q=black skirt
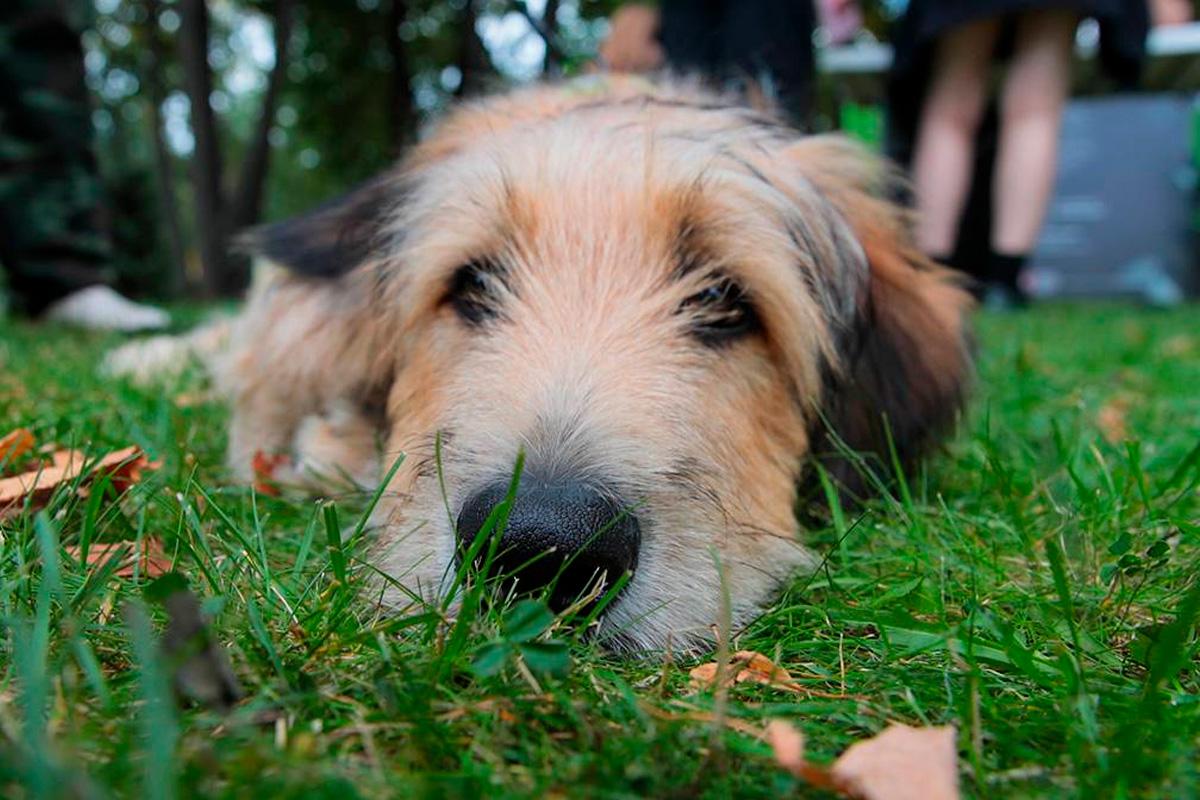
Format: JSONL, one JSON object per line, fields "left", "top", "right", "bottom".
{"left": 888, "top": 0, "right": 1149, "bottom": 163}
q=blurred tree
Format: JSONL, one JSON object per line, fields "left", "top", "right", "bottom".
{"left": 81, "top": 0, "right": 621, "bottom": 299}
{"left": 139, "top": 0, "right": 187, "bottom": 296}
{"left": 178, "top": 0, "right": 293, "bottom": 295}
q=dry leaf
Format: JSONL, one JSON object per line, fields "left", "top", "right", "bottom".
{"left": 99, "top": 447, "right": 162, "bottom": 492}
{"left": 252, "top": 451, "right": 290, "bottom": 497}
{"left": 1097, "top": 397, "right": 1130, "bottom": 444}
{"left": 48, "top": 448, "right": 87, "bottom": 471}
{"left": 0, "top": 428, "right": 35, "bottom": 467}
{"left": 767, "top": 720, "right": 842, "bottom": 792}
{"left": 830, "top": 724, "right": 959, "bottom": 800}
{"left": 690, "top": 650, "right": 796, "bottom": 690}
{"left": 172, "top": 390, "right": 219, "bottom": 408}
{"left": 0, "top": 445, "right": 159, "bottom": 518}
{"left": 689, "top": 650, "right": 852, "bottom": 699}
{"left": 63, "top": 538, "right": 172, "bottom": 578}
{"left": 1161, "top": 334, "right": 1195, "bottom": 358}
{"left": 769, "top": 720, "right": 960, "bottom": 800}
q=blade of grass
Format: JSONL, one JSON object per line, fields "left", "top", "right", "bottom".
{"left": 125, "top": 601, "right": 179, "bottom": 800}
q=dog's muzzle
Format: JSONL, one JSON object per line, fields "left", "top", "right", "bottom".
{"left": 456, "top": 478, "right": 640, "bottom": 611}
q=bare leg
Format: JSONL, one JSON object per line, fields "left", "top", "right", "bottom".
{"left": 910, "top": 18, "right": 1001, "bottom": 257}
{"left": 992, "top": 9, "right": 1078, "bottom": 254}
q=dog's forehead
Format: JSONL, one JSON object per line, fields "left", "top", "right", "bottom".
{"left": 405, "top": 108, "right": 805, "bottom": 278}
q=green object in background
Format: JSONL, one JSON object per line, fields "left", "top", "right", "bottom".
{"left": 1191, "top": 96, "right": 1200, "bottom": 169}
{"left": 839, "top": 102, "right": 884, "bottom": 149}
{"left": 1190, "top": 97, "right": 1200, "bottom": 233}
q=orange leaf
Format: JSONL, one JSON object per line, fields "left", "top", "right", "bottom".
{"left": 0, "top": 428, "right": 35, "bottom": 467}
{"left": 830, "top": 724, "right": 959, "bottom": 800}
{"left": 690, "top": 650, "right": 795, "bottom": 690}
{"left": 63, "top": 538, "right": 172, "bottom": 578}
{"left": 769, "top": 720, "right": 960, "bottom": 800}
{"left": 0, "top": 445, "right": 159, "bottom": 519}
{"left": 0, "top": 456, "right": 89, "bottom": 516}
{"left": 767, "top": 720, "right": 842, "bottom": 792}
{"left": 252, "top": 451, "right": 290, "bottom": 497}
{"left": 48, "top": 449, "right": 87, "bottom": 471}
{"left": 1097, "top": 397, "right": 1130, "bottom": 445}
{"left": 689, "top": 650, "right": 853, "bottom": 699}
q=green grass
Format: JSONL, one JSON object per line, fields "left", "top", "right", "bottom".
{"left": 1, "top": 305, "right": 1198, "bottom": 798}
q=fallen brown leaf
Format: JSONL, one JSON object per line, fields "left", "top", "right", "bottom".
{"left": 831, "top": 724, "right": 959, "bottom": 800}
{"left": 63, "top": 538, "right": 172, "bottom": 578}
{"left": 689, "top": 650, "right": 853, "bottom": 700}
{"left": 766, "top": 720, "right": 842, "bottom": 792}
{"left": 769, "top": 720, "right": 960, "bottom": 800}
{"left": 252, "top": 451, "right": 290, "bottom": 497}
{"left": 0, "top": 428, "right": 35, "bottom": 467}
{"left": 100, "top": 447, "right": 162, "bottom": 492}
{"left": 1161, "top": 334, "right": 1195, "bottom": 358}
{"left": 0, "top": 445, "right": 159, "bottom": 518}
{"left": 48, "top": 448, "right": 87, "bottom": 471}
{"left": 1097, "top": 397, "right": 1130, "bottom": 444}
{"left": 690, "top": 650, "right": 796, "bottom": 689}
{"left": 172, "top": 390, "right": 219, "bottom": 408}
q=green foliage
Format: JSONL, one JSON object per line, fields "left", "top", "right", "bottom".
{"left": 472, "top": 600, "right": 571, "bottom": 677}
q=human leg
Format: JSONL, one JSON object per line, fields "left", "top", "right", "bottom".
{"left": 989, "top": 8, "right": 1078, "bottom": 299}
{"left": 910, "top": 17, "right": 1001, "bottom": 259}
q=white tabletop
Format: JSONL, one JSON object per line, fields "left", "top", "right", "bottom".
{"left": 818, "top": 21, "right": 1200, "bottom": 74}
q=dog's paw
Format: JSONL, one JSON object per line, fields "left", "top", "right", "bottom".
{"left": 101, "top": 319, "right": 232, "bottom": 385}
{"left": 290, "top": 403, "right": 381, "bottom": 491}
{"left": 102, "top": 334, "right": 195, "bottom": 384}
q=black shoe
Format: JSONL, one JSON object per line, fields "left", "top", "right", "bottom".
{"left": 981, "top": 282, "right": 1029, "bottom": 311}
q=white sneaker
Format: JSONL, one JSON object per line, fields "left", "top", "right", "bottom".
{"left": 42, "top": 285, "right": 170, "bottom": 332}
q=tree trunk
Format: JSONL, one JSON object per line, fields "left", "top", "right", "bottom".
{"left": 228, "top": 0, "right": 294, "bottom": 234}
{"left": 456, "top": 0, "right": 492, "bottom": 97}
{"left": 178, "top": 0, "right": 226, "bottom": 296}
{"left": 386, "top": 0, "right": 416, "bottom": 147}
{"left": 142, "top": 0, "right": 188, "bottom": 297}
{"left": 542, "top": 0, "right": 560, "bottom": 76}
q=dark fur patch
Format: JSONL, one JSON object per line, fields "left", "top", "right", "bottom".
{"left": 802, "top": 278, "right": 972, "bottom": 506}
{"left": 240, "top": 172, "right": 404, "bottom": 279}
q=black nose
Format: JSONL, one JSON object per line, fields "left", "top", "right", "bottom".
{"left": 456, "top": 479, "right": 640, "bottom": 610}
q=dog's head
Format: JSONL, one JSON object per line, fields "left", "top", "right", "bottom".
{"left": 254, "top": 80, "right": 972, "bottom": 650}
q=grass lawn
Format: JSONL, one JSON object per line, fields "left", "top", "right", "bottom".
{"left": 0, "top": 304, "right": 1198, "bottom": 798}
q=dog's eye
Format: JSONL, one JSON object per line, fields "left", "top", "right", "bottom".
{"left": 447, "top": 260, "right": 504, "bottom": 324}
{"left": 681, "top": 277, "right": 759, "bottom": 344}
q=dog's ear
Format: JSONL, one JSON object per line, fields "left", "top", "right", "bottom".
{"left": 240, "top": 171, "right": 403, "bottom": 279}
{"left": 789, "top": 136, "right": 974, "bottom": 501}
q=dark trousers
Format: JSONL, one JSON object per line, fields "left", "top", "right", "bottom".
{"left": 659, "top": 0, "right": 817, "bottom": 124}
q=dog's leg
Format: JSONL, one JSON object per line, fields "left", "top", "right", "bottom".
{"left": 103, "top": 318, "right": 233, "bottom": 384}
{"left": 290, "top": 402, "right": 382, "bottom": 490}
{"left": 218, "top": 268, "right": 389, "bottom": 488}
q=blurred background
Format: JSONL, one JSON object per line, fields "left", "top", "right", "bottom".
{"left": 1, "top": 0, "right": 1198, "bottom": 312}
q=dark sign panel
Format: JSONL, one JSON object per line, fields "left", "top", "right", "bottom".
{"left": 1029, "top": 94, "right": 1199, "bottom": 303}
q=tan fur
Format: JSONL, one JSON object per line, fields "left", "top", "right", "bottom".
{"left": 121, "top": 78, "right": 973, "bottom": 651}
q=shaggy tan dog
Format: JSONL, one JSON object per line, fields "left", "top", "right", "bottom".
{"left": 117, "top": 77, "right": 973, "bottom": 650}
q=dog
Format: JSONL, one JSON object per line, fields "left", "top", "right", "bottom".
{"left": 113, "top": 76, "right": 973, "bottom": 651}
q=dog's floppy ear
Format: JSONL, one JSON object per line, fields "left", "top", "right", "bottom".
{"left": 240, "top": 171, "right": 403, "bottom": 279}
{"left": 790, "top": 137, "right": 974, "bottom": 501}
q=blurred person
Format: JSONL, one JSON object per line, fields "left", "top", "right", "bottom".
{"left": 599, "top": 1, "right": 819, "bottom": 123}
{"left": 0, "top": 0, "right": 168, "bottom": 330}
{"left": 890, "top": 0, "right": 1149, "bottom": 307}
{"left": 1150, "top": 0, "right": 1192, "bottom": 26}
